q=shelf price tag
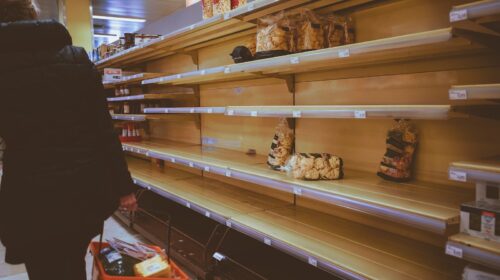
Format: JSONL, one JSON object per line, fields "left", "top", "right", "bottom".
{"left": 449, "top": 170, "right": 467, "bottom": 182}
{"left": 250, "top": 111, "right": 258, "bottom": 117}
{"left": 205, "top": 211, "right": 211, "bottom": 218}
{"left": 290, "top": 57, "right": 300, "bottom": 64}
{"left": 449, "top": 89, "right": 467, "bottom": 100}
{"left": 225, "top": 170, "right": 232, "bottom": 177}
{"left": 292, "top": 110, "right": 302, "bottom": 118}
{"left": 264, "top": 238, "right": 272, "bottom": 246}
{"left": 308, "top": 257, "right": 318, "bottom": 267}
{"left": 226, "top": 220, "right": 232, "bottom": 228}
{"left": 224, "top": 67, "right": 231, "bottom": 74}
{"left": 186, "top": 202, "right": 191, "bottom": 209}
{"left": 338, "top": 49, "right": 350, "bottom": 58}
{"left": 227, "top": 109, "right": 235, "bottom": 116}
{"left": 223, "top": 13, "right": 231, "bottom": 20}
{"left": 133, "top": 179, "right": 137, "bottom": 184}
{"left": 200, "top": 70, "right": 206, "bottom": 75}
{"left": 247, "top": 2, "right": 255, "bottom": 11}
{"left": 354, "top": 110, "right": 367, "bottom": 119}
{"left": 176, "top": 74, "right": 181, "bottom": 79}
{"left": 190, "top": 108, "right": 195, "bottom": 113}
{"left": 189, "top": 24, "right": 195, "bottom": 30}
{"left": 293, "top": 187, "right": 302, "bottom": 196}
{"left": 213, "top": 252, "right": 225, "bottom": 261}
{"left": 164, "top": 109, "right": 169, "bottom": 113}
{"left": 445, "top": 244, "right": 463, "bottom": 258}
{"left": 450, "top": 9, "right": 467, "bottom": 22}
{"left": 204, "top": 166, "right": 211, "bottom": 172}
{"left": 207, "top": 108, "right": 214, "bottom": 114}
{"left": 189, "top": 162, "right": 194, "bottom": 168}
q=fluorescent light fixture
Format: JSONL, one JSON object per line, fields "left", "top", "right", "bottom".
{"left": 94, "top": 33, "right": 119, "bottom": 39}
{"left": 93, "top": 15, "right": 146, "bottom": 23}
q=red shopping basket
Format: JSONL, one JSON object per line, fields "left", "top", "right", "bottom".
{"left": 89, "top": 242, "right": 189, "bottom": 280}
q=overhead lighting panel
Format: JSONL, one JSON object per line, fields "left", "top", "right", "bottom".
{"left": 93, "top": 15, "right": 147, "bottom": 23}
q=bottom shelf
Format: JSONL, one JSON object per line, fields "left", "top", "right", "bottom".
{"left": 447, "top": 233, "right": 500, "bottom": 270}
{"left": 127, "top": 156, "right": 464, "bottom": 279}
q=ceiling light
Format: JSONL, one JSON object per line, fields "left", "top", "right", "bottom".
{"left": 93, "top": 15, "right": 146, "bottom": 23}
{"left": 94, "top": 33, "right": 119, "bottom": 39}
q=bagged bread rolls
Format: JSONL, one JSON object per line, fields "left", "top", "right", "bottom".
{"left": 256, "top": 11, "right": 293, "bottom": 59}
{"left": 213, "top": 0, "right": 230, "bottom": 15}
{"left": 202, "top": 0, "right": 213, "bottom": 19}
{"left": 287, "top": 153, "right": 343, "bottom": 180}
{"left": 267, "top": 119, "right": 294, "bottom": 171}
{"left": 377, "top": 119, "right": 418, "bottom": 182}
{"left": 295, "top": 9, "right": 324, "bottom": 52}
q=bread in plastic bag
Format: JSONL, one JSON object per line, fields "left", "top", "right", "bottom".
{"left": 324, "top": 14, "right": 355, "bottom": 47}
{"left": 294, "top": 9, "right": 324, "bottom": 52}
{"left": 286, "top": 153, "right": 343, "bottom": 180}
{"left": 267, "top": 118, "right": 294, "bottom": 170}
{"left": 231, "top": 0, "right": 246, "bottom": 10}
{"left": 213, "top": 0, "right": 230, "bottom": 15}
{"left": 377, "top": 119, "right": 418, "bottom": 182}
{"left": 202, "top": 0, "right": 213, "bottom": 19}
{"left": 256, "top": 11, "right": 293, "bottom": 59}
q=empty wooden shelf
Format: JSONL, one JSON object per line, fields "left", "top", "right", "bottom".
{"left": 449, "top": 156, "right": 500, "bottom": 183}
{"left": 447, "top": 233, "right": 500, "bottom": 270}
{"left": 107, "top": 93, "right": 174, "bottom": 102}
{"left": 144, "top": 107, "right": 226, "bottom": 114}
{"left": 111, "top": 114, "right": 147, "bottom": 121}
{"left": 103, "top": 73, "right": 161, "bottom": 89}
{"left": 449, "top": 84, "right": 500, "bottom": 100}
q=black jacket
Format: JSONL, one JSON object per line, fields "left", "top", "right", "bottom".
{"left": 0, "top": 20, "right": 134, "bottom": 263}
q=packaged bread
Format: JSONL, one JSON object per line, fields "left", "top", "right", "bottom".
{"left": 213, "top": 0, "right": 230, "bottom": 15}
{"left": 202, "top": 0, "right": 213, "bottom": 19}
{"left": 256, "top": 11, "right": 292, "bottom": 59}
{"left": 377, "top": 120, "right": 418, "bottom": 182}
{"left": 287, "top": 153, "right": 343, "bottom": 180}
{"left": 231, "top": 0, "right": 246, "bottom": 10}
{"left": 267, "top": 119, "right": 294, "bottom": 171}
{"left": 325, "top": 14, "right": 355, "bottom": 47}
{"left": 295, "top": 9, "right": 324, "bottom": 52}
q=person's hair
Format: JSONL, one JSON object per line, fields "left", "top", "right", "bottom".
{"left": 0, "top": 0, "right": 39, "bottom": 22}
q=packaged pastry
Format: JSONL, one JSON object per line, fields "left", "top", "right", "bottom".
{"left": 295, "top": 9, "right": 324, "bottom": 52}
{"left": 325, "top": 14, "right": 355, "bottom": 47}
{"left": 267, "top": 119, "right": 294, "bottom": 170}
{"left": 213, "top": 0, "right": 230, "bottom": 15}
{"left": 286, "top": 153, "right": 343, "bottom": 180}
{"left": 231, "top": 0, "right": 246, "bottom": 10}
{"left": 377, "top": 119, "right": 418, "bottom": 182}
{"left": 255, "top": 11, "right": 293, "bottom": 59}
{"left": 202, "top": 0, "right": 213, "bottom": 19}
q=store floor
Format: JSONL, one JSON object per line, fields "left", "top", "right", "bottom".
{"left": 0, "top": 216, "right": 193, "bottom": 280}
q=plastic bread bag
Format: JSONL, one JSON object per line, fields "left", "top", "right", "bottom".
{"left": 213, "top": 0, "right": 230, "bottom": 15}
{"left": 231, "top": 0, "right": 247, "bottom": 9}
{"left": 285, "top": 153, "right": 344, "bottom": 180}
{"left": 377, "top": 119, "right": 418, "bottom": 182}
{"left": 324, "top": 14, "right": 355, "bottom": 47}
{"left": 343, "top": 15, "right": 355, "bottom": 45}
{"left": 202, "top": 0, "right": 213, "bottom": 19}
{"left": 255, "top": 11, "right": 293, "bottom": 59}
{"left": 295, "top": 9, "right": 324, "bottom": 52}
{"left": 267, "top": 118, "right": 294, "bottom": 171}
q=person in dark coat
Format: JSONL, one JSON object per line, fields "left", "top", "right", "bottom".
{"left": 0, "top": 1, "right": 138, "bottom": 279}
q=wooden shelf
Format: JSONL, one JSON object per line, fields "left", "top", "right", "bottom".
{"left": 449, "top": 84, "right": 500, "bottom": 100}
{"left": 142, "top": 28, "right": 486, "bottom": 90}
{"left": 103, "top": 73, "right": 161, "bottom": 89}
{"left": 449, "top": 156, "right": 500, "bottom": 184}
{"left": 127, "top": 156, "right": 463, "bottom": 280}
{"left": 446, "top": 233, "right": 500, "bottom": 270}
{"left": 225, "top": 105, "right": 458, "bottom": 120}
{"left": 127, "top": 156, "right": 289, "bottom": 223}
{"left": 231, "top": 207, "right": 463, "bottom": 280}
{"left": 122, "top": 140, "right": 473, "bottom": 234}
{"left": 144, "top": 107, "right": 226, "bottom": 114}
{"left": 107, "top": 93, "right": 174, "bottom": 102}
{"left": 111, "top": 114, "right": 147, "bottom": 121}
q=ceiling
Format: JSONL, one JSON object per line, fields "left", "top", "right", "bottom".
{"left": 92, "top": 0, "right": 186, "bottom": 37}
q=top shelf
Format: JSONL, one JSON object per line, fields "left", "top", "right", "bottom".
{"left": 450, "top": 0, "right": 500, "bottom": 23}
{"left": 449, "top": 156, "right": 500, "bottom": 184}
{"left": 142, "top": 28, "right": 487, "bottom": 90}
{"left": 449, "top": 83, "right": 500, "bottom": 100}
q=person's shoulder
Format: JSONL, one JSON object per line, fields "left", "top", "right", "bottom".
{"left": 57, "top": 45, "right": 93, "bottom": 66}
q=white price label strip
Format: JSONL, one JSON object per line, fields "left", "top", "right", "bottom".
{"left": 247, "top": 2, "right": 255, "bottom": 11}
{"left": 308, "top": 257, "right": 318, "bottom": 267}
{"left": 450, "top": 9, "right": 467, "bottom": 22}
{"left": 354, "top": 110, "right": 367, "bottom": 119}
{"left": 226, "top": 220, "right": 232, "bottom": 228}
{"left": 250, "top": 111, "right": 258, "bottom": 117}
{"left": 189, "top": 162, "right": 194, "bottom": 168}
{"left": 445, "top": 244, "right": 463, "bottom": 258}
{"left": 449, "top": 170, "right": 467, "bottom": 182}
{"left": 225, "top": 170, "right": 232, "bottom": 177}
{"left": 449, "top": 89, "right": 467, "bottom": 100}
{"left": 207, "top": 108, "right": 213, "bottom": 114}
{"left": 264, "top": 238, "right": 272, "bottom": 246}
{"left": 227, "top": 110, "right": 234, "bottom": 116}
{"left": 294, "top": 187, "right": 302, "bottom": 196}
{"left": 224, "top": 67, "right": 231, "bottom": 74}
{"left": 186, "top": 202, "right": 191, "bottom": 208}
{"left": 338, "top": 49, "right": 350, "bottom": 58}
{"left": 164, "top": 109, "right": 169, "bottom": 113}
{"left": 176, "top": 74, "right": 181, "bottom": 79}
{"left": 200, "top": 70, "right": 206, "bottom": 75}
{"left": 205, "top": 211, "right": 211, "bottom": 218}
{"left": 223, "top": 13, "right": 231, "bottom": 20}
{"left": 171, "top": 158, "right": 176, "bottom": 163}
{"left": 204, "top": 166, "right": 210, "bottom": 172}
{"left": 290, "top": 57, "right": 300, "bottom": 64}
{"left": 190, "top": 108, "right": 195, "bottom": 113}
{"left": 292, "top": 110, "right": 302, "bottom": 118}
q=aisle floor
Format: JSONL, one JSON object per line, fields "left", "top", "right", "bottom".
{"left": 0, "top": 217, "right": 180, "bottom": 280}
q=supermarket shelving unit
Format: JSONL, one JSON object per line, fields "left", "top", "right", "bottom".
{"left": 99, "top": 0, "right": 500, "bottom": 278}
{"left": 103, "top": 73, "right": 161, "bottom": 89}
